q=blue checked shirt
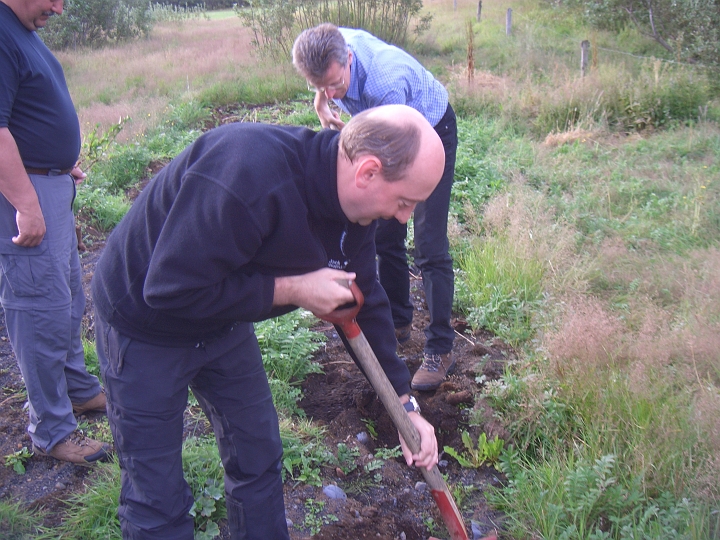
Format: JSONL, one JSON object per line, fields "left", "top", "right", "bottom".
{"left": 337, "top": 28, "right": 449, "bottom": 127}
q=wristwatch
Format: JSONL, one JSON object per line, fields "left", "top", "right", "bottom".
{"left": 403, "top": 396, "right": 421, "bottom": 414}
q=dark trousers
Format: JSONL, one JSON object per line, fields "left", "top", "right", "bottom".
{"left": 95, "top": 315, "right": 289, "bottom": 540}
{"left": 375, "top": 103, "right": 458, "bottom": 355}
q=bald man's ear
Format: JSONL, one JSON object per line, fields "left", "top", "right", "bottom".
{"left": 355, "top": 156, "right": 383, "bottom": 189}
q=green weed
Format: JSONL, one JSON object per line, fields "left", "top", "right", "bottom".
{"left": 443, "top": 432, "right": 504, "bottom": 469}
{"left": 182, "top": 436, "right": 226, "bottom": 537}
{"left": 80, "top": 116, "right": 129, "bottom": 172}
{"left": 373, "top": 445, "right": 403, "bottom": 461}
{"left": 334, "top": 443, "right": 360, "bottom": 475}
{"left": 3, "top": 447, "right": 33, "bottom": 475}
{"left": 255, "top": 310, "right": 325, "bottom": 415}
{"left": 422, "top": 514, "right": 442, "bottom": 537}
{"left": 362, "top": 418, "right": 378, "bottom": 439}
{"left": 35, "top": 460, "right": 122, "bottom": 539}
{"left": 279, "top": 419, "right": 333, "bottom": 487}
{"left": 74, "top": 185, "right": 130, "bottom": 232}
{"left": 490, "top": 451, "right": 718, "bottom": 540}
{"left": 198, "top": 73, "right": 307, "bottom": 109}
{"left": 301, "top": 498, "right": 338, "bottom": 536}
{"left": 450, "top": 481, "right": 479, "bottom": 510}
{"left": 82, "top": 337, "right": 100, "bottom": 378}
{"left": 451, "top": 116, "right": 507, "bottom": 223}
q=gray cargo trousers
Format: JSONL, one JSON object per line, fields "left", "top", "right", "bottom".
{"left": 0, "top": 172, "right": 101, "bottom": 451}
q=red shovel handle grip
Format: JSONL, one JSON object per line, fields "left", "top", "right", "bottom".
{"left": 319, "top": 281, "right": 364, "bottom": 338}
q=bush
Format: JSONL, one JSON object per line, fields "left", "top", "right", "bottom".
{"left": 237, "top": 0, "right": 432, "bottom": 60}
{"left": 571, "top": 0, "right": 720, "bottom": 67}
{"left": 40, "top": 0, "right": 153, "bottom": 50}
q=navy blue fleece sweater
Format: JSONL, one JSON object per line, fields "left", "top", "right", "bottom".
{"left": 92, "top": 122, "right": 410, "bottom": 395}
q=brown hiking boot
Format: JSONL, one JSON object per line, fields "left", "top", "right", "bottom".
{"left": 395, "top": 325, "right": 412, "bottom": 345}
{"left": 72, "top": 389, "right": 107, "bottom": 415}
{"left": 411, "top": 352, "right": 456, "bottom": 391}
{"left": 33, "top": 431, "right": 111, "bottom": 465}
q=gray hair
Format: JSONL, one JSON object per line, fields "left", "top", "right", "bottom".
{"left": 292, "top": 23, "right": 348, "bottom": 81}
{"left": 339, "top": 109, "right": 422, "bottom": 182}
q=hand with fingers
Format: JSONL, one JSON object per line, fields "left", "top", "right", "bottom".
{"left": 273, "top": 268, "right": 357, "bottom": 316}
{"left": 399, "top": 412, "right": 438, "bottom": 471}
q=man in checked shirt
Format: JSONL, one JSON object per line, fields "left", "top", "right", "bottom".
{"left": 293, "top": 23, "right": 458, "bottom": 391}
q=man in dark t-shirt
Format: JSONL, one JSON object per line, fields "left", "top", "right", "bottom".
{"left": 0, "top": 0, "right": 110, "bottom": 464}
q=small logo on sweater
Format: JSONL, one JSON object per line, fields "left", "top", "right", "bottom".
{"left": 328, "top": 259, "right": 348, "bottom": 270}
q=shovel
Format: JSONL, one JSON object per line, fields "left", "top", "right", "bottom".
{"left": 321, "top": 281, "right": 469, "bottom": 540}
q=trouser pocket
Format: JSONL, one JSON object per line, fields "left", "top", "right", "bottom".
{"left": 0, "top": 239, "right": 53, "bottom": 299}
{"left": 97, "top": 316, "right": 131, "bottom": 378}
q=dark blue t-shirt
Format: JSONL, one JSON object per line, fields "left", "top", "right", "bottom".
{"left": 0, "top": 3, "right": 80, "bottom": 169}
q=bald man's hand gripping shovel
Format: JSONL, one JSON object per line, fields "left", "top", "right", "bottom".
{"left": 321, "top": 281, "right": 469, "bottom": 540}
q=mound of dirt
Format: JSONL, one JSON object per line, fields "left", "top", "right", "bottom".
{"left": 285, "top": 271, "right": 512, "bottom": 539}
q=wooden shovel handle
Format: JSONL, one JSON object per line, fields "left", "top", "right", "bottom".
{"left": 346, "top": 331, "right": 468, "bottom": 540}
{"left": 321, "top": 282, "right": 469, "bottom": 540}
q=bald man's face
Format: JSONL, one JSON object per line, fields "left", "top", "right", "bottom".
{"left": 347, "top": 154, "right": 445, "bottom": 225}
{"left": 348, "top": 167, "right": 439, "bottom": 226}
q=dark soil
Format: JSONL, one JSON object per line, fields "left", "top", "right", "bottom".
{"left": 285, "top": 286, "right": 513, "bottom": 540}
{"left": 0, "top": 155, "right": 513, "bottom": 540}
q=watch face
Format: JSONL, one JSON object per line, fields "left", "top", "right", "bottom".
{"left": 404, "top": 397, "right": 420, "bottom": 413}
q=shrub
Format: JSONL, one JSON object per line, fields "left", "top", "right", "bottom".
{"left": 41, "top": 0, "right": 153, "bottom": 50}
{"left": 576, "top": 0, "right": 720, "bottom": 67}
{"left": 236, "top": 0, "right": 432, "bottom": 60}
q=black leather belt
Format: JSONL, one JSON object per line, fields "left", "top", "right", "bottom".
{"left": 25, "top": 167, "right": 73, "bottom": 176}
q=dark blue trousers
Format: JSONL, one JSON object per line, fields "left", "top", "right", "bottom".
{"left": 96, "top": 315, "right": 289, "bottom": 540}
{"left": 375, "top": 103, "right": 458, "bottom": 355}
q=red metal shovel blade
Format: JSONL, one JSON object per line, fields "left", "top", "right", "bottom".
{"left": 430, "top": 488, "right": 470, "bottom": 540}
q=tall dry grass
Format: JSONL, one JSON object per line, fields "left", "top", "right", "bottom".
{"left": 57, "top": 17, "right": 258, "bottom": 141}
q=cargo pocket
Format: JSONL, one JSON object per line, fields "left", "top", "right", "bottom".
{"left": 0, "top": 239, "right": 53, "bottom": 298}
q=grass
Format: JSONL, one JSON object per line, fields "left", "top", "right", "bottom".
{"left": 0, "top": 499, "right": 43, "bottom": 539}
{"left": 19, "top": 0, "right": 718, "bottom": 537}
{"left": 34, "top": 461, "right": 121, "bottom": 539}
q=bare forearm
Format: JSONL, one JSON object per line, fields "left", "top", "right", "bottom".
{"left": 313, "top": 93, "right": 345, "bottom": 130}
{"left": 0, "top": 128, "right": 41, "bottom": 213}
{"left": 0, "top": 128, "right": 46, "bottom": 246}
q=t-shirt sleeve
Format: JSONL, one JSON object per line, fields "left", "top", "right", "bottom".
{"left": 0, "top": 44, "right": 19, "bottom": 127}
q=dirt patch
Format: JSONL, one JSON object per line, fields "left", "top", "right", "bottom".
{"left": 285, "top": 277, "right": 512, "bottom": 539}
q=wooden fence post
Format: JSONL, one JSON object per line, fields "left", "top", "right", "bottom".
{"left": 581, "top": 40, "right": 590, "bottom": 77}
{"left": 467, "top": 19, "right": 475, "bottom": 84}
{"left": 506, "top": 8, "right": 512, "bottom": 36}
{"left": 477, "top": 0, "right": 482, "bottom": 22}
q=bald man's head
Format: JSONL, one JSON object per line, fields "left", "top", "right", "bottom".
{"left": 336, "top": 105, "right": 446, "bottom": 225}
{"left": 339, "top": 105, "right": 434, "bottom": 182}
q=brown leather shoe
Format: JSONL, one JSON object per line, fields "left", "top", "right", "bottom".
{"left": 33, "top": 431, "right": 111, "bottom": 465}
{"left": 395, "top": 325, "right": 412, "bottom": 345}
{"left": 72, "top": 389, "right": 107, "bottom": 415}
{"left": 411, "top": 352, "right": 456, "bottom": 391}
